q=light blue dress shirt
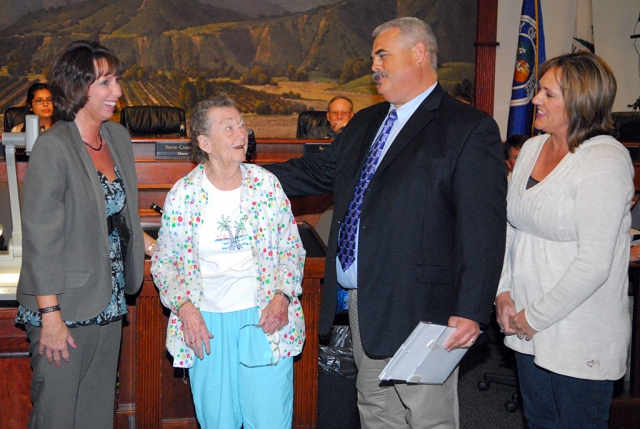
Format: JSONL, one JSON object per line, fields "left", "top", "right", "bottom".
{"left": 336, "top": 83, "right": 437, "bottom": 289}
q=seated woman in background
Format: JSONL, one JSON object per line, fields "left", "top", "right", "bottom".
{"left": 12, "top": 82, "right": 55, "bottom": 132}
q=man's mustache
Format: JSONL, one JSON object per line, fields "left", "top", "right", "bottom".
{"left": 372, "top": 71, "right": 387, "bottom": 83}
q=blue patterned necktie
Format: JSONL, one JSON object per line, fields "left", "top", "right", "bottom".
{"left": 337, "top": 109, "right": 397, "bottom": 271}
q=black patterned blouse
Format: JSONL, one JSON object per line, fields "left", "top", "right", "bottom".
{"left": 15, "top": 167, "right": 130, "bottom": 326}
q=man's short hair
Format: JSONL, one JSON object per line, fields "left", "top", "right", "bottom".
{"left": 327, "top": 96, "right": 353, "bottom": 111}
{"left": 503, "top": 134, "right": 528, "bottom": 160}
{"left": 372, "top": 17, "right": 439, "bottom": 70}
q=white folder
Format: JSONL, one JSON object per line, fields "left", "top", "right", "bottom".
{"left": 379, "top": 322, "right": 468, "bottom": 385}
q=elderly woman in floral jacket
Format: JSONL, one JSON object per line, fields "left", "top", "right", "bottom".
{"left": 151, "top": 94, "right": 305, "bottom": 429}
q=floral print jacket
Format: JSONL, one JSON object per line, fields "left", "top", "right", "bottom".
{"left": 150, "top": 163, "right": 306, "bottom": 368}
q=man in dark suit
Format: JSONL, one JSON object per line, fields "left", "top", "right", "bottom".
{"left": 266, "top": 17, "right": 506, "bottom": 428}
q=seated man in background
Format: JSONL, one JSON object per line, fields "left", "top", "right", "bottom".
{"left": 504, "top": 133, "right": 528, "bottom": 175}
{"left": 306, "top": 96, "right": 355, "bottom": 139}
{"left": 326, "top": 96, "right": 354, "bottom": 136}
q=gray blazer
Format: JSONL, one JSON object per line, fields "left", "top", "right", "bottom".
{"left": 17, "top": 120, "right": 145, "bottom": 321}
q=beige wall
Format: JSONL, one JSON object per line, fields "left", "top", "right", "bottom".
{"left": 494, "top": 0, "right": 639, "bottom": 140}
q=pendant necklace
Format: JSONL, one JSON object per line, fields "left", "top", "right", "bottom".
{"left": 83, "top": 131, "right": 103, "bottom": 151}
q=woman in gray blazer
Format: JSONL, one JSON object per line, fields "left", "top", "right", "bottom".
{"left": 15, "top": 41, "right": 145, "bottom": 429}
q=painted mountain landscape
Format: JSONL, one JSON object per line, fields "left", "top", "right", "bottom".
{"left": 0, "top": 0, "right": 477, "bottom": 137}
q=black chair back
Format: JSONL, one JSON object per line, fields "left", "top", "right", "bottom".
{"left": 120, "top": 106, "right": 186, "bottom": 137}
{"left": 613, "top": 111, "right": 640, "bottom": 143}
{"left": 296, "top": 110, "right": 329, "bottom": 139}
{"left": 4, "top": 106, "right": 27, "bottom": 132}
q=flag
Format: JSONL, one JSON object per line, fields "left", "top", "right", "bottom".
{"left": 572, "top": 0, "right": 594, "bottom": 53}
{"left": 507, "top": 0, "right": 546, "bottom": 138}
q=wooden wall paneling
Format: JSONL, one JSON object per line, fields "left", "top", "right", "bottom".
{"left": 0, "top": 308, "right": 31, "bottom": 428}
{"left": 293, "top": 261, "right": 324, "bottom": 428}
{"left": 134, "top": 274, "right": 165, "bottom": 428}
{"left": 0, "top": 159, "right": 27, "bottom": 182}
{"left": 474, "top": 0, "right": 499, "bottom": 115}
{"left": 160, "top": 346, "right": 199, "bottom": 429}
{"left": 134, "top": 159, "right": 196, "bottom": 213}
{"left": 115, "top": 295, "right": 136, "bottom": 426}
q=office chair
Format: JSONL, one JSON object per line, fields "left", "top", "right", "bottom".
{"left": 296, "top": 110, "right": 330, "bottom": 139}
{"left": 477, "top": 312, "right": 521, "bottom": 412}
{"left": 4, "top": 106, "right": 27, "bottom": 132}
{"left": 120, "top": 106, "right": 187, "bottom": 137}
{"left": 613, "top": 111, "right": 640, "bottom": 143}
{"left": 478, "top": 368, "right": 520, "bottom": 412}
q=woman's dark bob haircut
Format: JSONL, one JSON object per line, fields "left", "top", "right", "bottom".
{"left": 49, "top": 40, "right": 123, "bottom": 121}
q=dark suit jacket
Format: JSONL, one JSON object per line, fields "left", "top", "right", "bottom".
{"left": 17, "top": 120, "right": 145, "bottom": 322}
{"left": 267, "top": 84, "right": 507, "bottom": 357}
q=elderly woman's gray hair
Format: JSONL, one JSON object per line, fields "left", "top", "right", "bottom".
{"left": 190, "top": 93, "right": 238, "bottom": 164}
{"left": 372, "top": 17, "right": 439, "bottom": 71}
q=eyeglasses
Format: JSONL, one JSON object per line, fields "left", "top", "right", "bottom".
{"left": 238, "top": 324, "right": 281, "bottom": 368}
{"left": 32, "top": 98, "right": 53, "bottom": 105}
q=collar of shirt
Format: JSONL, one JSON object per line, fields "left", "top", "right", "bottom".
{"left": 336, "top": 82, "right": 438, "bottom": 290}
{"left": 377, "top": 82, "right": 437, "bottom": 162}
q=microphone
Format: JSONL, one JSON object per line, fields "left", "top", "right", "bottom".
{"left": 150, "top": 203, "right": 163, "bottom": 214}
{"left": 246, "top": 128, "right": 257, "bottom": 162}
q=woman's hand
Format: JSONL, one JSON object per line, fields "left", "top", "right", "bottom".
{"left": 143, "top": 231, "right": 156, "bottom": 257}
{"left": 259, "top": 294, "right": 289, "bottom": 335}
{"left": 509, "top": 309, "right": 538, "bottom": 341}
{"left": 39, "top": 312, "right": 76, "bottom": 368}
{"left": 177, "top": 302, "right": 213, "bottom": 360}
{"left": 495, "top": 291, "right": 517, "bottom": 336}
{"left": 631, "top": 245, "right": 640, "bottom": 262}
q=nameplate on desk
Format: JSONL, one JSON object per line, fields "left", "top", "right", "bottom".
{"left": 155, "top": 141, "right": 191, "bottom": 158}
{"left": 304, "top": 142, "right": 330, "bottom": 157}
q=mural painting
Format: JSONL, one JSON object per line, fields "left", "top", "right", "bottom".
{"left": 0, "top": 0, "right": 477, "bottom": 138}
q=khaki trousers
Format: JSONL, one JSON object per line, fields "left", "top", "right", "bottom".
{"left": 348, "top": 290, "right": 459, "bottom": 429}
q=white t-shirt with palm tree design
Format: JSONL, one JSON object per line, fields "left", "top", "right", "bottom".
{"left": 199, "top": 171, "right": 257, "bottom": 312}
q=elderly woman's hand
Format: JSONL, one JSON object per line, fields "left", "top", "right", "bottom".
{"left": 177, "top": 301, "right": 214, "bottom": 360}
{"left": 509, "top": 309, "right": 538, "bottom": 341}
{"left": 259, "top": 294, "right": 289, "bottom": 335}
{"left": 495, "top": 291, "right": 518, "bottom": 336}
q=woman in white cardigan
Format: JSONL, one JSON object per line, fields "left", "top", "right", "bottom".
{"left": 496, "top": 52, "right": 633, "bottom": 429}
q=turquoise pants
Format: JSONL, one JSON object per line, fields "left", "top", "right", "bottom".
{"left": 189, "top": 307, "right": 293, "bottom": 429}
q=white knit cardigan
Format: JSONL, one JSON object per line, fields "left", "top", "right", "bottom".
{"left": 497, "top": 134, "right": 633, "bottom": 380}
